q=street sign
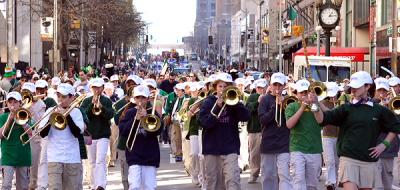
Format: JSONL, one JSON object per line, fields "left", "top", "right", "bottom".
{"left": 41, "top": 17, "right": 53, "bottom": 41}
{"left": 88, "top": 32, "right": 97, "bottom": 48}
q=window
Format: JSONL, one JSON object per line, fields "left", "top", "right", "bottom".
{"left": 345, "top": 0, "right": 353, "bottom": 47}
{"left": 211, "top": 3, "right": 216, "bottom": 10}
{"left": 381, "top": 0, "right": 393, "bottom": 25}
{"left": 305, "top": 66, "right": 327, "bottom": 81}
{"left": 328, "top": 66, "right": 351, "bottom": 82}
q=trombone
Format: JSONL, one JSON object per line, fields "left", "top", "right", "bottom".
{"left": 188, "top": 90, "right": 208, "bottom": 110}
{"left": 92, "top": 95, "right": 102, "bottom": 115}
{"left": 308, "top": 81, "right": 327, "bottom": 112}
{"left": 1, "top": 107, "right": 31, "bottom": 140}
{"left": 20, "top": 94, "right": 87, "bottom": 145}
{"left": 210, "top": 86, "right": 241, "bottom": 118}
{"left": 126, "top": 95, "right": 161, "bottom": 151}
{"left": 275, "top": 96, "right": 298, "bottom": 127}
{"left": 389, "top": 87, "right": 400, "bottom": 115}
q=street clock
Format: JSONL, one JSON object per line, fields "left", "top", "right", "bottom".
{"left": 317, "top": 0, "right": 342, "bottom": 56}
{"left": 319, "top": 7, "right": 339, "bottom": 26}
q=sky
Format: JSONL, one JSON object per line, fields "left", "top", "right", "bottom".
{"left": 134, "top": 0, "right": 196, "bottom": 45}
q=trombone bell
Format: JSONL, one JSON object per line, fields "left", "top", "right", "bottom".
{"left": 223, "top": 86, "right": 241, "bottom": 106}
{"left": 141, "top": 115, "right": 161, "bottom": 132}
{"left": 15, "top": 108, "right": 31, "bottom": 125}
{"left": 49, "top": 112, "right": 67, "bottom": 130}
{"left": 389, "top": 97, "right": 400, "bottom": 115}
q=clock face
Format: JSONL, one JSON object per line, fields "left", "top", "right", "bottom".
{"left": 320, "top": 8, "right": 339, "bottom": 26}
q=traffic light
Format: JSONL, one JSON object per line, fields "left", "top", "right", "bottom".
{"left": 262, "top": 28, "right": 269, "bottom": 44}
{"left": 292, "top": 25, "right": 304, "bottom": 37}
{"left": 208, "top": 36, "right": 213, "bottom": 44}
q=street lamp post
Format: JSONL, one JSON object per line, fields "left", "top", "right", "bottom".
{"left": 258, "top": 0, "right": 264, "bottom": 71}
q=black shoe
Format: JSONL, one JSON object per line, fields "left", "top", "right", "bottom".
{"left": 175, "top": 156, "right": 183, "bottom": 162}
{"left": 96, "top": 187, "right": 105, "bottom": 190}
{"left": 326, "top": 184, "right": 335, "bottom": 190}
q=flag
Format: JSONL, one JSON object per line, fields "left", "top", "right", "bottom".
{"left": 288, "top": 6, "right": 297, "bottom": 21}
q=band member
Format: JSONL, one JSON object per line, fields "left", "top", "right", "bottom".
{"left": 110, "top": 74, "right": 125, "bottom": 99}
{"left": 0, "top": 92, "right": 32, "bottom": 190}
{"left": 320, "top": 82, "right": 340, "bottom": 190}
{"left": 113, "top": 75, "right": 141, "bottom": 190}
{"left": 164, "top": 83, "right": 187, "bottom": 161}
{"left": 35, "top": 79, "right": 57, "bottom": 189}
{"left": 119, "top": 85, "right": 162, "bottom": 190}
{"left": 285, "top": 79, "right": 322, "bottom": 190}
{"left": 48, "top": 77, "right": 62, "bottom": 103}
{"left": 104, "top": 82, "right": 119, "bottom": 167}
{"left": 143, "top": 78, "right": 163, "bottom": 117}
{"left": 199, "top": 73, "right": 250, "bottom": 190}
{"left": 313, "top": 71, "right": 400, "bottom": 190}
{"left": 244, "top": 78, "right": 267, "bottom": 184}
{"left": 80, "top": 78, "right": 114, "bottom": 190}
{"left": 21, "top": 82, "right": 47, "bottom": 190}
{"left": 389, "top": 76, "right": 400, "bottom": 96}
{"left": 258, "top": 72, "right": 291, "bottom": 190}
{"left": 372, "top": 77, "right": 400, "bottom": 190}
{"left": 38, "top": 83, "right": 85, "bottom": 189}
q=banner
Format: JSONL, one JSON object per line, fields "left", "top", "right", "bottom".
{"left": 41, "top": 17, "right": 53, "bottom": 41}
{"left": 88, "top": 32, "right": 97, "bottom": 48}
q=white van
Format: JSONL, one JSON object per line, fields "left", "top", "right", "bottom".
{"left": 293, "top": 56, "right": 352, "bottom": 82}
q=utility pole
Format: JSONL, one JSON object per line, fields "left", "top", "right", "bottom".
{"left": 391, "top": 0, "right": 398, "bottom": 75}
{"left": 53, "top": 0, "right": 58, "bottom": 75}
{"left": 278, "top": 0, "right": 283, "bottom": 72}
{"left": 79, "top": 2, "right": 84, "bottom": 67}
{"left": 6, "top": 0, "right": 15, "bottom": 67}
{"left": 258, "top": 1, "right": 264, "bottom": 70}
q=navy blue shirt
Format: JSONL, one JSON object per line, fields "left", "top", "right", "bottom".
{"left": 119, "top": 107, "right": 162, "bottom": 168}
{"left": 258, "top": 94, "right": 290, "bottom": 154}
{"left": 198, "top": 95, "right": 250, "bottom": 155}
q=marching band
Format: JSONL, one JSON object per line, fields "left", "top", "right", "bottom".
{"left": 0, "top": 64, "right": 400, "bottom": 190}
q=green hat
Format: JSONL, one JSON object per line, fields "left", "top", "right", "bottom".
{"left": 3, "top": 67, "right": 14, "bottom": 78}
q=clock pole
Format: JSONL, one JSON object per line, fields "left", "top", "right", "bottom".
{"left": 324, "top": 29, "right": 332, "bottom": 56}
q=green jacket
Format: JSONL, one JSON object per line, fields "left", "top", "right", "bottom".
{"left": 187, "top": 97, "right": 200, "bottom": 136}
{"left": 43, "top": 97, "right": 57, "bottom": 110}
{"left": 245, "top": 93, "right": 262, "bottom": 133}
{"left": 0, "top": 113, "right": 32, "bottom": 166}
{"left": 80, "top": 95, "right": 114, "bottom": 140}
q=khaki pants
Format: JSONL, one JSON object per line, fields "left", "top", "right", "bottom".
{"left": 48, "top": 162, "right": 82, "bottom": 190}
{"left": 109, "top": 122, "right": 119, "bottom": 165}
{"left": 204, "top": 154, "right": 241, "bottom": 190}
{"left": 117, "top": 149, "right": 129, "bottom": 190}
{"left": 29, "top": 135, "right": 42, "bottom": 189}
{"left": 169, "top": 121, "right": 182, "bottom": 156}
{"left": 1, "top": 166, "right": 29, "bottom": 190}
{"left": 248, "top": 133, "right": 261, "bottom": 178}
{"left": 290, "top": 152, "right": 322, "bottom": 190}
{"left": 377, "top": 158, "right": 394, "bottom": 190}
{"left": 182, "top": 128, "right": 190, "bottom": 170}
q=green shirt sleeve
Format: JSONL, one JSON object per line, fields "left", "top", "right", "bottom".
{"left": 245, "top": 94, "right": 260, "bottom": 113}
{"left": 321, "top": 104, "right": 348, "bottom": 127}
{"left": 285, "top": 102, "right": 298, "bottom": 120}
{"left": 99, "top": 96, "right": 115, "bottom": 120}
{"left": 380, "top": 106, "right": 400, "bottom": 133}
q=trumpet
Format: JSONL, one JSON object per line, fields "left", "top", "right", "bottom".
{"left": 20, "top": 94, "right": 87, "bottom": 145}
{"left": 92, "top": 95, "right": 102, "bottom": 115}
{"left": 308, "top": 81, "right": 327, "bottom": 112}
{"left": 1, "top": 107, "right": 31, "bottom": 140}
{"left": 210, "top": 86, "right": 241, "bottom": 118}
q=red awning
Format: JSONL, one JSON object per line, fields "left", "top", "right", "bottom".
{"left": 294, "top": 47, "right": 369, "bottom": 62}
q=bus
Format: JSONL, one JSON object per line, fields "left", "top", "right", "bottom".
{"left": 293, "top": 56, "right": 351, "bottom": 82}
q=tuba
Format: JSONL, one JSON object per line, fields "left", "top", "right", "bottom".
{"left": 210, "top": 86, "right": 241, "bottom": 118}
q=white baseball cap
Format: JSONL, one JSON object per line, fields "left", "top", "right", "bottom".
{"left": 57, "top": 83, "right": 75, "bottom": 96}
{"left": 389, "top": 77, "right": 400, "bottom": 87}
{"left": 133, "top": 85, "right": 150, "bottom": 98}
{"left": 90, "top": 78, "right": 105, "bottom": 87}
{"left": 270, "top": 72, "right": 287, "bottom": 85}
{"left": 7, "top": 91, "right": 22, "bottom": 101}
{"left": 205, "top": 74, "right": 218, "bottom": 84}
{"left": 143, "top": 78, "right": 157, "bottom": 89}
{"left": 348, "top": 71, "right": 373, "bottom": 89}
{"left": 175, "top": 83, "right": 186, "bottom": 90}
{"left": 32, "top": 73, "right": 40, "bottom": 79}
{"left": 295, "top": 79, "right": 310, "bottom": 92}
{"left": 126, "top": 75, "right": 143, "bottom": 85}
{"left": 374, "top": 77, "right": 390, "bottom": 91}
{"left": 22, "top": 82, "right": 36, "bottom": 93}
{"left": 326, "top": 82, "right": 339, "bottom": 97}
{"left": 246, "top": 76, "right": 255, "bottom": 81}
{"left": 254, "top": 79, "right": 268, "bottom": 88}
{"left": 51, "top": 77, "right": 61, "bottom": 86}
{"left": 110, "top": 75, "right": 119, "bottom": 82}
{"left": 215, "top": 73, "right": 233, "bottom": 83}
{"left": 189, "top": 82, "right": 200, "bottom": 91}
{"left": 234, "top": 78, "right": 247, "bottom": 86}
{"left": 104, "top": 82, "right": 115, "bottom": 90}
{"left": 35, "top": 79, "right": 48, "bottom": 88}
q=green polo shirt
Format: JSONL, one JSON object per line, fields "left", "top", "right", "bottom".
{"left": 322, "top": 103, "right": 400, "bottom": 162}
{"left": 0, "top": 113, "right": 32, "bottom": 166}
{"left": 285, "top": 102, "right": 323, "bottom": 154}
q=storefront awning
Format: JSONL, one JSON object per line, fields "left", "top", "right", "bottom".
{"left": 294, "top": 47, "right": 369, "bottom": 62}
